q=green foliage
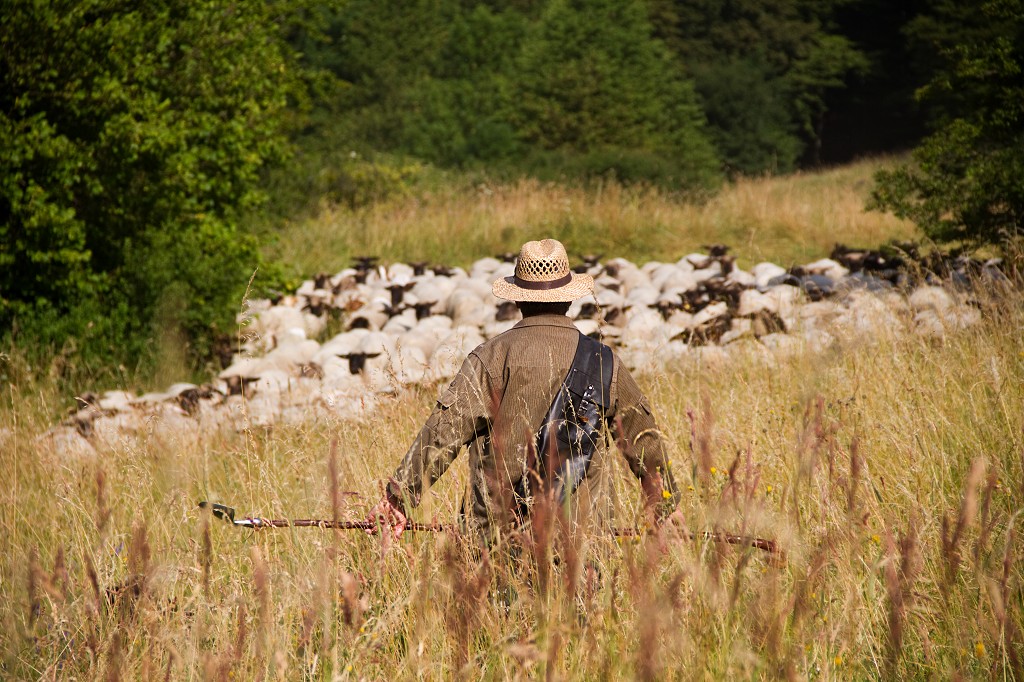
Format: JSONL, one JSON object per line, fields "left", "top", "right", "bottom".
{"left": 326, "top": 1, "right": 526, "bottom": 169}
{"left": 0, "top": 0, "right": 308, "bottom": 375}
{"left": 871, "top": 0, "right": 1024, "bottom": 246}
{"left": 662, "top": 0, "right": 868, "bottom": 174}
{"left": 513, "top": 0, "right": 720, "bottom": 188}
{"left": 314, "top": 0, "right": 718, "bottom": 188}
{"left": 688, "top": 56, "right": 801, "bottom": 175}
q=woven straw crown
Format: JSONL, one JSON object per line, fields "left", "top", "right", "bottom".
{"left": 492, "top": 239, "right": 594, "bottom": 302}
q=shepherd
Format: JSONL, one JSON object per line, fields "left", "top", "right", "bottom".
{"left": 366, "top": 238, "right": 680, "bottom": 545}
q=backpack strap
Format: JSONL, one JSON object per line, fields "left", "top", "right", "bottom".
{"left": 525, "top": 332, "right": 614, "bottom": 508}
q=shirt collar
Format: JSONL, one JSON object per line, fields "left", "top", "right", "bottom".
{"left": 512, "top": 314, "right": 578, "bottom": 330}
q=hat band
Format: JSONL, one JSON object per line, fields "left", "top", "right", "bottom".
{"left": 513, "top": 272, "right": 573, "bottom": 290}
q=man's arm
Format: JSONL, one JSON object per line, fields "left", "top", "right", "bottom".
{"left": 366, "top": 352, "right": 492, "bottom": 537}
{"left": 611, "top": 364, "right": 679, "bottom": 523}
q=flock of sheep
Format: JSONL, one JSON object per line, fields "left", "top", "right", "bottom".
{"left": 44, "top": 246, "right": 997, "bottom": 458}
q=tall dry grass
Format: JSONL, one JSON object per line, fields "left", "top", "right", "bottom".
{"left": 2, "top": 284, "right": 1021, "bottom": 679}
{"left": 3, "top": 161, "right": 1020, "bottom": 679}
{"left": 267, "top": 158, "right": 920, "bottom": 275}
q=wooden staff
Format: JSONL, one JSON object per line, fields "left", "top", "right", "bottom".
{"left": 198, "top": 501, "right": 782, "bottom": 557}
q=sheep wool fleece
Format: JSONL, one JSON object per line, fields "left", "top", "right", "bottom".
{"left": 388, "top": 313, "right": 678, "bottom": 538}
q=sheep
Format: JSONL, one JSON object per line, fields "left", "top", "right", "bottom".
{"left": 620, "top": 307, "right": 668, "bottom": 349}
{"left": 392, "top": 345, "right": 429, "bottom": 386}
{"left": 351, "top": 331, "right": 397, "bottom": 394}
{"left": 346, "top": 297, "right": 391, "bottom": 331}
{"left": 382, "top": 307, "right": 420, "bottom": 335}
{"left": 469, "top": 257, "right": 503, "bottom": 280}
{"left": 449, "top": 293, "right": 492, "bottom": 328}
{"left": 98, "top": 390, "right": 135, "bottom": 412}
{"left": 40, "top": 426, "right": 97, "bottom": 460}
{"left": 604, "top": 258, "right": 648, "bottom": 292}
{"left": 56, "top": 245, "right": 998, "bottom": 451}
{"left": 738, "top": 289, "right": 779, "bottom": 317}
{"left": 624, "top": 285, "right": 659, "bottom": 309}
{"left": 804, "top": 258, "right": 850, "bottom": 282}
{"left": 909, "top": 285, "right": 955, "bottom": 314}
{"left": 388, "top": 262, "right": 415, "bottom": 281}
{"left": 567, "top": 293, "right": 598, "bottom": 320}
{"left": 247, "top": 305, "right": 324, "bottom": 350}
{"left": 337, "top": 331, "right": 393, "bottom": 377}
{"left": 428, "top": 328, "right": 485, "bottom": 382}
{"left": 753, "top": 262, "right": 788, "bottom": 289}
{"left": 412, "top": 276, "right": 457, "bottom": 311}
{"left": 218, "top": 357, "right": 264, "bottom": 396}
{"left": 397, "top": 316, "right": 454, "bottom": 359}
{"left": 727, "top": 266, "right": 756, "bottom": 287}
{"left": 385, "top": 279, "right": 415, "bottom": 308}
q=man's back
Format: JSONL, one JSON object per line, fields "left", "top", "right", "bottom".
{"left": 367, "top": 239, "right": 678, "bottom": 542}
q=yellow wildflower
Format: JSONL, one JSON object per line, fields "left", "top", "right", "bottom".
{"left": 662, "top": 490, "right": 672, "bottom": 499}
{"left": 871, "top": 534, "right": 881, "bottom": 544}
{"left": 710, "top": 466, "right": 717, "bottom": 475}
{"left": 766, "top": 485, "right": 773, "bottom": 493}
{"left": 834, "top": 655, "right": 843, "bottom": 666}
{"left": 975, "top": 642, "right": 986, "bottom": 657}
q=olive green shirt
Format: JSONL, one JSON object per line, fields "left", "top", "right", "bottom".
{"left": 389, "top": 314, "right": 678, "bottom": 536}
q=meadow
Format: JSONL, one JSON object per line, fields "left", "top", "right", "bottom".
{"left": 267, "top": 158, "right": 918, "bottom": 275}
{"left": 2, "top": 160, "right": 1023, "bottom": 680}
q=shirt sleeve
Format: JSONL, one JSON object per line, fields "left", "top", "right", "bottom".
{"left": 610, "top": 362, "right": 679, "bottom": 517}
{"left": 389, "top": 352, "right": 492, "bottom": 507}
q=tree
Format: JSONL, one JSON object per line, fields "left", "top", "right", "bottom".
{"left": 514, "top": 0, "right": 720, "bottom": 189}
{"left": 0, "top": 0, "right": 305, "bottom": 369}
{"left": 323, "top": 1, "right": 527, "bottom": 168}
{"left": 659, "top": 0, "right": 867, "bottom": 174}
{"left": 870, "top": 0, "right": 1024, "bottom": 246}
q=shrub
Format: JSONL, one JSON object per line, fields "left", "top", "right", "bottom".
{"left": 0, "top": 0, "right": 309, "bottom": 376}
{"left": 870, "top": 0, "right": 1024, "bottom": 248}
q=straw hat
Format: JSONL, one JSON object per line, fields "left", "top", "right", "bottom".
{"left": 492, "top": 239, "right": 594, "bottom": 302}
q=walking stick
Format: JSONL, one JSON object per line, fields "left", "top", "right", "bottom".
{"left": 198, "top": 501, "right": 455, "bottom": 533}
{"left": 198, "top": 501, "right": 782, "bottom": 558}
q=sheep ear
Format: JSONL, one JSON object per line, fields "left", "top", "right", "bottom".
{"left": 365, "top": 352, "right": 383, "bottom": 359}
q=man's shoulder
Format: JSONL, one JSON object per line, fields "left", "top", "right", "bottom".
{"left": 469, "top": 317, "right": 583, "bottom": 362}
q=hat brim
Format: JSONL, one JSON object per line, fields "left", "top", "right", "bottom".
{"left": 492, "top": 273, "right": 594, "bottom": 302}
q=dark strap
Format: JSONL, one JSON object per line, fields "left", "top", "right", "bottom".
{"left": 520, "top": 332, "right": 614, "bottom": 510}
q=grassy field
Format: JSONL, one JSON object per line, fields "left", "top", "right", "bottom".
{"left": 266, "top": 157, "right": 920, "bottom": 276}
{"left": 3, "top": 161, "right": 1024, "bottom": 680}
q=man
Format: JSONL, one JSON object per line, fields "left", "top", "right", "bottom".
{"left": 367, "top": 238, "right": 678, "bottom": 544}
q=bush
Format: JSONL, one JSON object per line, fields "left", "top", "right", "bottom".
{"left": 513, "top": 0, "right": 720, "bottom": 191}
{"left": 523, "top": 146, "right": 712, "bottom": 192}
{"left": 0, "top": 0, "right": 309, "bottom": 377}
{"left": 870, "top": 0, "right": 1024, "bottom": 247}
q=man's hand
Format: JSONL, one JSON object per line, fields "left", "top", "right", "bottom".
{"left": 365, "top": 493, "right": 408, "bottom": 542}
{"left": 640, "top": 471, "right": 677, "bottom": 527}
